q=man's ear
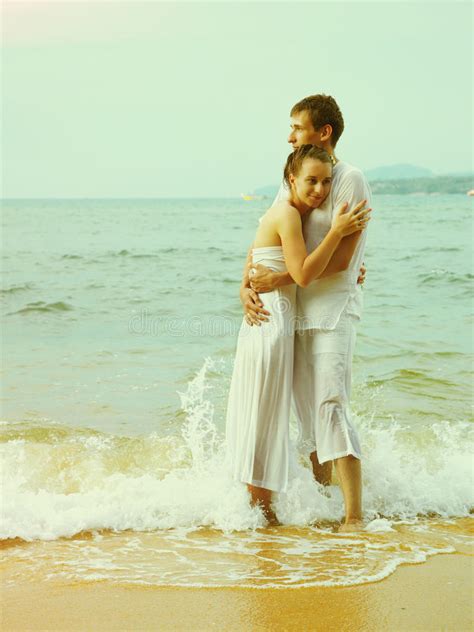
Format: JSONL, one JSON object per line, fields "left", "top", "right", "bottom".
{"left": 319, "top": 124, "right": 333, "bottom": 143}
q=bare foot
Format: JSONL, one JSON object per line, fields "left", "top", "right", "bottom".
{"left": 310, "top": 452, "right": 332, "bottom": 486}
{"left": 247, "top": 484, "right": 280, "bottom": 525}
{"left": 264, "top": 508, "right": 281, "bottom": 526}
{"left": 311, "top": 519, "right": 339, "bottom": 531}
{"left": 337, "top": 519, "right": 364, "bottom": 533}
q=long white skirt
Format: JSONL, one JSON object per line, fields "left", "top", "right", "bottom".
{"left": 225, "top": 247, "right": 296, "bottom": 493}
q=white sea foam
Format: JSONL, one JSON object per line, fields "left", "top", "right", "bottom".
{"left": 1, "top": 357, "right": 473, "bottom": 543}
{"left": 1, "top": 357, "right": 473, "bottom": 588}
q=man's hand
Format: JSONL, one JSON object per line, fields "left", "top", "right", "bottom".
{"left": 248, "top": 263, "right": 280, "bottom": 294}
{"left": 240, "top": 286, "right": 270, "bottom": 326}
{"left": 357, "top": 263, "right": 366, "bottom": 285}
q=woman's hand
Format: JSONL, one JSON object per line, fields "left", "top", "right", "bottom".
{"left": 248, "top": 263, "right": 280, "bottom": 293}
{"left": 333, "top": 200, "right": 372, "bottom": 237}
{"left": 240, "top": 286, "right": 271, "bottom": 326}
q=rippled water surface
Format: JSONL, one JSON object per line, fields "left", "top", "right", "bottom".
{"left": 1, "top": 194, "right": 473, "bottom": 587}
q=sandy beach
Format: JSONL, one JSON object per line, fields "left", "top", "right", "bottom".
{"left": 2, "top": 552, "right": 472, "bottom": 631}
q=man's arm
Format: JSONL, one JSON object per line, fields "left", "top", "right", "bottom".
{"left": 240, "top": 245, "right": 252, "bottom": 291}
{"left": 240, "top": 244, "right": 271, "bottom": 326}
{"left": 247, "top": 265, "right": 295, "bottom": 292}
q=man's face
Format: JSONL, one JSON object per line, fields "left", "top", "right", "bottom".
{"left": 287, "top": 111, "right": 322, "bottom": 149}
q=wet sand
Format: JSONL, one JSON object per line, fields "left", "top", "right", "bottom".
{"left": 2, "top": 552, "right": 472, "bottom": 631}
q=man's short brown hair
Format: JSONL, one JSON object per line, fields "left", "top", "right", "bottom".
{"left": 291, "top": 94, "right": 345, "bottom": 147}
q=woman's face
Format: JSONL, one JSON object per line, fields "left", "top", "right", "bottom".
{"left": 290, "top": 158, "right": 332, "bottom": 210}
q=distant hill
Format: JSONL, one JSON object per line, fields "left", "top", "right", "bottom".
{"left": 253, "top": 184, "right": 280, "bottom": 198}
{"left": 253, "top": 164, "right": 474, "bottom": 199}
{"left": 253, "top": 168, "right": 473, "bottom": 197}
{"left": 366, "top": 164, "right": 434, "bottom": 181}
{"left": 370, "top": 174, "right": 473, "bottom": 195}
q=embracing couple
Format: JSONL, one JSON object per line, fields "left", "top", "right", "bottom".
{"left": 225, "top": 94, "right": 372, "bottom": 532}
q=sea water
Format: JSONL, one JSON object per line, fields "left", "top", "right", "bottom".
{"left": 1, "top": 194, "right": 473, "bottom": 588}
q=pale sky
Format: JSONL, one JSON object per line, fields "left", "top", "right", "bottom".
{"left": 1, "top": 1, "right": 472, "bottom": 198}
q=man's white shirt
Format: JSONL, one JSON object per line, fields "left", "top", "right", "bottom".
{"left": 271, "top": 160, "right": 372, "bottom": 330}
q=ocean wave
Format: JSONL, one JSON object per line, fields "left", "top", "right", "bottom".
{"left": 105, "top": 246, "right": 225, "bottom": 257}
{"left": 1, "top": 519, "right": 466, "bottom": 589}
{"left": 419, "top": 246, "right": 461, "bottom": 253}
{"left": 0, "top": 283, "right": 34, "bottom": 295}
{"left": 1, "top": 359, "right": 472, "bottom": 543}
{"left": 418, "top": 269, "right": 473, "bottom": 285}
{"left": 366, "top": 368, "right": 467, "bottom": 400}
{"left": 6, "top": 301, "right": 74, "bottom": 315}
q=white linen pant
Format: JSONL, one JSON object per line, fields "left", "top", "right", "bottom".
{"left": 292, "top": 308, "right": 363, "bottom": 465}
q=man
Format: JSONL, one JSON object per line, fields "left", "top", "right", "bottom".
{"left": 239, "top": 94, "right": 371, "bottom": 532}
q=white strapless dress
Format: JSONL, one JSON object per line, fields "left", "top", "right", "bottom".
{"left": 225, "top": 246, "right": 297, "bottom": 493}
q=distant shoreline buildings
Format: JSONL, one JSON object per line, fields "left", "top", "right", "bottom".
{"left": 368, "top": 175, "right": 473, "bottom": 195}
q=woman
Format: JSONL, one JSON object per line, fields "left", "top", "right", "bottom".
{"left": 225, "top": 145, "right": 370, "bottom": 524}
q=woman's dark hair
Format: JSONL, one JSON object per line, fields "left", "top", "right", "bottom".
{"left": 283, "top": 144, "right": 332, "bottom": 188}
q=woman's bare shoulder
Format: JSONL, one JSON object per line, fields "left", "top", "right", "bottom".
{"left": 268, "top": 200, "right": 298, "bottom": 218}
{"left": 271, "top": 199, "right": 294, "bottom": 211}
{"left": 271, "top": 201, "right": 301, "bottom": 228}
{"left": 259, "top": 200, "right": 293, "bottom": 223}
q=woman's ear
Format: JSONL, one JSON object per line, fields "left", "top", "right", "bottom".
{"left": 288, "top": 173, "right": 295, "bottom": 187}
